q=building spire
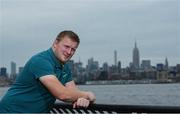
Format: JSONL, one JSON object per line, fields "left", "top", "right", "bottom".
{"left": 165, "top": 57, "right": 169, "bottom": 70}
{"left": 135, "top": 40, "right": 137, "bottom": 48}
{"left": 114, "top": 50, "right": 117, "bottom": 67}
{"left": 132, "top": 40, "right": 140, "bottom": 70}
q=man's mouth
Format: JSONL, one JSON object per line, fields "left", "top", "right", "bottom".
{"left": 64, "top": 54, "right": 70, "bottom": 59}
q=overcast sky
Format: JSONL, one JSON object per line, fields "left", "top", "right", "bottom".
{"left": 0, "top": 0, "right": 180, "bottom": 72}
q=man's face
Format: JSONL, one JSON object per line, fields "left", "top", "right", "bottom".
{"left": 53, "top": 36, "right": 78, "bottom": 63}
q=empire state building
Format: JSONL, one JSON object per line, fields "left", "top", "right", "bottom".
{"left": 132, "top": 41, "right": 140, "bottom": 69}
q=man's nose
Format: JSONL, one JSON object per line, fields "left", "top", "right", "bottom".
{"left": 67, "top": 48, "right": 72, "bottom": 54}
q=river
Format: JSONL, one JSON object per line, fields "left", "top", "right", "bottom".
{"left": 0, "top": 83, "right": 180, "bottom": 106}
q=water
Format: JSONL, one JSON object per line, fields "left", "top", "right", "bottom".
{"left": 1, "top": 83, "right": 180, "bottom": 106}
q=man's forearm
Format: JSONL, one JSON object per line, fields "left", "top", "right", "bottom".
{"left": 57, "top": 87, "right": 89, "bottom": 102}
{"left": 39, "top": 76, "right": 94, "bottom": 102}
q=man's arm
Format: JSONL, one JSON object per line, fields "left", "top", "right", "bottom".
{"left": 65, "top": 81, "right": 96, "bottom": 108}
{"left": 65, "top": 80, "right": 95, "bottom": 102}
{"left": 39, "top": 75, "right": 91, "bottom": 102}
{"left": 65, "top": 80, "right": 78, "bottom": 89}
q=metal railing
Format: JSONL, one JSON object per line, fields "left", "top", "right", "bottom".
{"left": 50, "top": 103, "right": 180, "bottom": 113}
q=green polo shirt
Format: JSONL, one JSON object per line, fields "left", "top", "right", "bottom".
{"left": 0, "top": 48, "right": 73, "bottom": 113}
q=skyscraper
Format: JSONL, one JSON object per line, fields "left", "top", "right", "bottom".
{"left": 0, "top": 67, "right": 7, "bottom": 77}
{"left": 164, "top": 57, "right": 169, "bottom": 70}
{"left": 141, "top": 60, "right": 151, "bottom": 70}
{"left": 10, "top": 61, "right": 16, "bottom": 79}
{"left": 118, "top": 61, "right": 121, "bottom": 73}
{"left": 114, "top": 50, "right": 117, "bottom": 67}
{"left": 87, "top": 57, "right": 99, "bottom": 72}
{"left": 132, "top": 41, "right": 140, "bottom": 70}
{"left": 11, "top": 61, "right": 16, "bottom": 75}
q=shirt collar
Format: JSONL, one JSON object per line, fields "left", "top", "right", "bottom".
{"left": 48, "top": 47, "right": 64, "bottom": 69}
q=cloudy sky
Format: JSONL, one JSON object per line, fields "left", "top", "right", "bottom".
{"left": 0, "top": 0, "right": 180, "bottom": 72}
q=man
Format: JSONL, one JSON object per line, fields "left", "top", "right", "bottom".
{"left": 0, "top": 30, "right": 96, "bottom": 113}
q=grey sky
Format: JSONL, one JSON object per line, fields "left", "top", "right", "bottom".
{"left": 0, "top": 0, "right": 180, "bottom": 72}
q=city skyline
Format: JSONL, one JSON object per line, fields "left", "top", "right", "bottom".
{"left": 1, "top": 44, "right": 179, "bottom": 74}
{"left": 1, "top": 0, "right": 180, "bottom": 72}
{"left": 0, "top": 41, "right": 180, "bottom": 73}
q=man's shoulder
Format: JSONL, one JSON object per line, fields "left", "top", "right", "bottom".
{"left": 26, "top": 49, "right": 53, "bottom": 67}
{"left": 31, "top": 49, "right": 50, "bottom": 61}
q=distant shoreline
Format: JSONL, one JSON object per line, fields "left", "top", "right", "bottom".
{"left": 0, "top": 78, "right": 179, "bottom": 87}
{"left": 0, "top": 77, "right": 12, "bottom": 87}
{"left": 84, "top": 79, "right": 177, "bottom": 85}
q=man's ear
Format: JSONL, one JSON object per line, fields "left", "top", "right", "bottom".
{"left": 53, "top": 40, "right": 59, "bottom": 48}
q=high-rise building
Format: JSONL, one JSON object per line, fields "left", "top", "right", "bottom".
{"left": 10, "top": 61, "right": 17, "bottom": 79}
{"left": 132, "top": 41, "right": 140, "bottom": 70}
{"left": 114, "top": 50, "right": 117, "bottom": 67}
{"left": 117, "top": 61, "right": 121, "bottom": 73}
{"left": 11, "top": 61, "right": 16, "bottom": 75}
{"left": 87, "top": 57, "right": 99, "bottom": 72}
{"left": 177, "top": 64, "right": 180, "bottom": 74}
{"left": 157, "top": 63, "right": 164, "bottom": 71}
{"left": 164, "top": 57, "right": 169, "bottom": 70}
{"left": 141, "top": 60, "right": 151, "bottom": 70}
{"left": 0, "top": 67, "right": 7, "bottom": 77}
{"left": 102, "top": 62, "right": 108, "bottom": 71}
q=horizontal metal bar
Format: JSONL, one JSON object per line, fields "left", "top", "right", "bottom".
{"left": 52, "top": 103, "right": 180, "bottom": 113}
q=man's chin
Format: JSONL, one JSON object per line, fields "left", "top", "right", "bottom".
{"left": 62, "top": 58, "right": 70, "bottom": 63}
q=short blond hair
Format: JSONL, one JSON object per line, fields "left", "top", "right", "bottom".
{"left": 56, "top": 30, "right": 80, "bottom": 44}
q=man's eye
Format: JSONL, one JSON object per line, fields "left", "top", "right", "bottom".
{"left": 65, "top": 45, "right": 69, "bottom": 48}
{"left": 72, "top": 48, "right": 76, "bottom": 52}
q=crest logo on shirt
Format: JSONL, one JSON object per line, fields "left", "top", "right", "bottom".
{"left": 62, "top": 72, "right": 68, "bottom": 78}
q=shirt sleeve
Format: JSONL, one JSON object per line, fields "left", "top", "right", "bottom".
{"left": 29, "top": 57, "right": 55, "bottom": 79}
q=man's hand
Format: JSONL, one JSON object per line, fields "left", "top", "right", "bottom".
{"left": 66, "top": 81, "right": 96, "bottom": 103}
{"left": 73, "top": 98, "right": 90, "bottom": 108}
{"left": 86, "top": 91, "right": 96, "bottom": 102}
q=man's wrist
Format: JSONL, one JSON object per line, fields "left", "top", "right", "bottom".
{"left": 83, "top": 91, "right": 90, "bottom": 100}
